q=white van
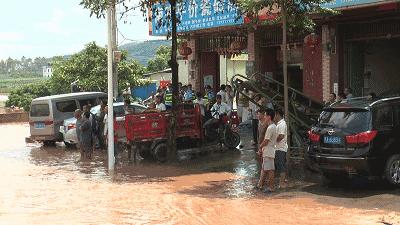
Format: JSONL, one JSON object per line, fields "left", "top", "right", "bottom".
{"left": 29, "top": 92, "right": 107, "bottom": 145}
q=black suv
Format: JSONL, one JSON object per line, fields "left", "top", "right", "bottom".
{"left": 307, "top": 96, "right": 400, "bottom": 185}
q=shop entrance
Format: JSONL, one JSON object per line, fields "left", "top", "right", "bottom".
{"left": 200, "top": 52, "right": 220, "bottom": 92}
{"left": 345, "top": 38, "right": 400, "bottom": 96}
{"left": 342, "top": 18, "right": 400, "bottom": 96}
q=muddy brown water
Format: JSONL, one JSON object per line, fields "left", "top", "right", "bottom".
{"left": 0, "top": 123, "right": 399, "bottom": 225}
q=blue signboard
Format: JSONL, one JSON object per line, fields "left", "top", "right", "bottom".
{"left": 151, "top": 0, "right": 244, "bottom": 36}
{"left": 322, "top": 0, "right": 386, "bottom": 9}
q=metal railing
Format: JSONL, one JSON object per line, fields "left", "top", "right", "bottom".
{"left": 231, "top": 73, "right": 324, "bottom": 159}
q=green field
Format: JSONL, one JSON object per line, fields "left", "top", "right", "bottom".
{"left": 0, "top": 77, "right": 45, "bottom": 93}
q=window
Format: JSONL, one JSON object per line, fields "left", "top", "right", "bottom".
{"left": 114, "top": 106, "right": 125, "bottom": 117}
{"left": 56, "top": 100, "right": 77, "bottom": 113}
{"left": 131, "top": 105, "right": 146, "bottom": 113}
{"left": 30, "top": 104, "right": 50, "bottom": 117}
{"left": 374, "top": 106, "right": 394, "bottom": 128}
{"left": 395, "top": 104, "right": 400, "bottom": 125}
{"left": 79, "top": 98, "right": 98, "bottom": 109}
{"left": 319, "top": 110, "right": 371, "bottom": 134}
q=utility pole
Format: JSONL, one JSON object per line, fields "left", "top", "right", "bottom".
{"left": 111, "top": 0, "right": 118, "bottom": 99}
{"left": 107, "top": 0, "right": 115, "bottom": 171}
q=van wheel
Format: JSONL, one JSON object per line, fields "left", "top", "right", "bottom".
{"left": 43, "top": 141, "right": 56, "bottom": 147}
{"left": 64, "top": 142, "right": 76, "bottom": 149}
{"left": 153, "top": 143, "right": 167, "bottom": 163}
{"left": 384, "top": 154, "right": 400, "bottom": 186}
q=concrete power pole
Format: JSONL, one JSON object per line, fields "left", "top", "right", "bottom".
{"left": 107, "top": 1, "right": 115, "bottom": 171}
{"left": 111, "top": 1, "right": 118, "bottom": 99}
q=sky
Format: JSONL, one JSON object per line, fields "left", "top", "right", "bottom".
{"left": 0, "top": 0, "right": 160, "bottom": 60}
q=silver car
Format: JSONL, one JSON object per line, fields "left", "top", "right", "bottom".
{"left": 60, "top": 102, "right": 146, "bottom": 148}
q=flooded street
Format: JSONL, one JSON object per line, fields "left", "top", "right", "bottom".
{"left": 0, "top": 123, "right": 399, "bottom": 225}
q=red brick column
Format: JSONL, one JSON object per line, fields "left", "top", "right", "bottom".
{"left": 246, "top": 31, "right": 260, "bottom": 76}
{"left": 303, "top": 36, "right": 323, "bottom": 102}
{"left": 187, "top": 38, "right": 201, "bottom": 91}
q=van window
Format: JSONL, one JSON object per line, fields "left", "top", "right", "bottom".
{"left": 79, "top": 98, "right": 99, "bottom": 109}
{"left": 30, "top": 104, "right": 50, "bottom": 117}
{"left": 56, "top": 100, "right": 77, "bottom": 113}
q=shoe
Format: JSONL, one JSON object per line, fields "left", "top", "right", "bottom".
{"left": 254, "top": 185, "right": 262, "bottom": 190}
{"left": 263, "top": 189, "right": 275, "bottom": 194}
{"left": 279, "top": 183, "right": 288, "bottom": 189}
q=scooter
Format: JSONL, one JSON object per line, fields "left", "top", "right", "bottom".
{"left": 205, "top": 112, "right": 241, "bottom": 149}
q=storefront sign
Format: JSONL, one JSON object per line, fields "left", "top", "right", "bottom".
{"left": 151, "top": 0, "right": 243, "bottom": 36}
{"left": 322, "top": 0, "right": 386, "bottom": 9}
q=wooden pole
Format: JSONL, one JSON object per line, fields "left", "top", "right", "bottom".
{"left": 282, "top": 2, "right": 291, "bottom": 165}
{"left": 168, "top": 0, "right": 178, "bottom": 161}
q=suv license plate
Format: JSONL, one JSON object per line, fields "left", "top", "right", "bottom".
{"left": 324, "top": 136, "right": 341, "bottom": 144}
{"left": 34, "top": 122, "right": 45, "bottom": 129}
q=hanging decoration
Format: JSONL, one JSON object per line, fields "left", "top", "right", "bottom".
{"left": 178, "top": 41, "right": 192, "bottom": 60}
{"left": 304, "top": 33, "right": 320, "bottom": 48}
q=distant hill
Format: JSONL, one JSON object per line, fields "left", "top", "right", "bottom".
{"left": 120, "top": 40, "right": 171, "bottom": 65}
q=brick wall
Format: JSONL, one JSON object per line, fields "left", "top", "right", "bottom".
{"left": 187, "top": 38, "right": 202, "bottom": 91}
{"left": 0, "top": 112, "right": 29, "bottom": 123}
{"left": 247, "top": 31, "right": 262, "bottom": 76}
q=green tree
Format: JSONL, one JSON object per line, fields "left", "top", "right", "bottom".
{"left": 50, "top": 42, "right": 146, "bottom": 94}
{"left": 146, "top": 45, "right": 171, "bottom": 73}
{"left": 6, "top": 42, "right": 147, "bottom": 111}
{"left": 6, "top": 80, "right": 51, "bottom": 111}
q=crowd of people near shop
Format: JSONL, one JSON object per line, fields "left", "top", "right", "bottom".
{"left": 143, "top": 82, "right": 291, "bottom": 194}
{"left": 142, "top": 82, "right": 236, "bottom": 119}
{"left": 71, "top": 81, "right": 290, "bottom": 194}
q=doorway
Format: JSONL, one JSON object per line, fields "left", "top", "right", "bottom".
{"left": 200, "top": 52, "right": 220, "bottom": 92}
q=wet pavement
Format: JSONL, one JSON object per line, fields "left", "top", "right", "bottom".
{"left": 0, "top": 123, "right": 399, "bottom": 224}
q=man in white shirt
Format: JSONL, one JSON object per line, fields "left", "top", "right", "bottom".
{"left": 210, "top": 94, "right": 231, "bottom": 119}
{"left": 216, "top": 84, "right": 227, "bottom": 104}
{"left": 256, "top": 108, "right": 277, "bottom": 193}
{"left": 155, "top": 95, "right": 166, "bottom": 112}
{"left": 344, "top": 87, "right": 353, "bottom": 99}
{"left": 274, "top": 108, "right": 288, "bottom": 189}
{"left": 204, "top": 94, "right": 231, "bottom": 137}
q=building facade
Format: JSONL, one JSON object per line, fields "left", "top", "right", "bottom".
{"left": 42, "top": 65, "right": 52, "bottom": 78}
{"left": 151, "top": 0, "right": 400, "bottom": 102}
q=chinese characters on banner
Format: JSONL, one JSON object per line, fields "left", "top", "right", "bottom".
{"left": 151, "top": 0, "right": 244, "bottom": 36}
{"left": 322, "top": 0, "right": 385, "bottom": 8}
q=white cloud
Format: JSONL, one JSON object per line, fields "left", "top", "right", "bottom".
{"left": 0, "top": 43, "right": 83, "bottom": 60}
{"left": 0, "top": 32, "right": 24, "bottom": 42}
{"left": 35, "top": 8, "right": 73, "bottom": 36}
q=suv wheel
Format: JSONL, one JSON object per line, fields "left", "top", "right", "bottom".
{"left": 322, "top": 172, "right": 348, "bottom": 185}
{"left": 385, "top": 154, "right": 400, "bottom": 186}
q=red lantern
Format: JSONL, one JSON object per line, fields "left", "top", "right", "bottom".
{"left": 304, "top": 33, "right": 320, "bottom": 48}
{"left": 178, "top": 42, "right": 192, "bottom": 60}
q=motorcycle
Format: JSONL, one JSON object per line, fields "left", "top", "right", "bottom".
{"left": 205, "top": 112, "right": 241, "bottom": 149}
